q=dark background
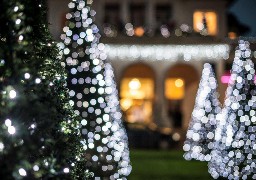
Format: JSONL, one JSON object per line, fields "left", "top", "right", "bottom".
{"left": 229, "top": 0, "right": 256, "bottom": 36}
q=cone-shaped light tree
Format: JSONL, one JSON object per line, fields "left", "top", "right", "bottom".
{"left": 183, "top": 63, "right": 221, "bottom": 161}
{"left": 0, "top": 0, "right": 88, "bottom": 179}
{"left": 104, "top": 63, "right": 132, "bottom": 177}
{"left": 59, "top": 0, "right": 131, "bottom": 179}
{"left": 209, "top": 40, "right": 256, "bottom": 179}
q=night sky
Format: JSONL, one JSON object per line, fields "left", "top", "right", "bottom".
{"left": 229, "top": 0, "right": 256, "bottom": 36}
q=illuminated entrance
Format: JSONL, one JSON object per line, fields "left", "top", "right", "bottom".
{"left": 165, "top": 64, "right": 199, "bottom": 128}
{"left": 120, "top": 64, "right": 155, "bottom": 124}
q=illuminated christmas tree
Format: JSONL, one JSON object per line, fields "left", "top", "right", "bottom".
{"left": 104, "top": 63, "right": 132, "bottom": 177}
{"left": 59, "top": 0, "right": 131, "bottom": 179}
{"left": 183, "top": 63, "right": 221, "bottom": 161}
{"left": 0, "top": 0, "right": 88, "bottom": 179}
{"left": 209, "top": 40, "right": 256, "bottom": 179}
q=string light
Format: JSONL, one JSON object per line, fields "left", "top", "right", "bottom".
{"left": 184, "top": 63, "right": 221, "bottom": 161}
{"left": 18, "top": 168, "right": 27, "bottom": 176}
{"left": 9, "top": 90, "right": 17, "bottom": 99}
{"left": 14, "top": 6, "right": 19, "bottom": 12}
{"left": 0, "top": 142, "right": 4, "bottom": 152}
{"left": 8, "top": 126, "right": 16, "bottom": 135}
{"left": 105, "top": 44, "right": 230, "bottom": 62}
{"left": 209, "top": 40, "right": 256, "bottom": 179}
{"left": 35, "top": 78, "right": 41, "bottom": 84}
{"left": 24, "top": 73, "right": 30, "bottom": 79}
{"left": 5, "top": 119, "right": 12, "bottom": 127}
{"left": 33, "top": 165, "right": 39, "bottom": 171}
{"left": 15, "top": 19, "right": 21, "bottom": 25}
{"left": 63, "top": 168, "right": 70, "bottom": 173}
{"left": 60, "top": 1, "right": 131, "bottom": 178}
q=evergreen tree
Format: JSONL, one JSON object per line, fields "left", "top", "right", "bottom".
{"left": 0, "top": 0, "right": 88, "bottom": 179}
{"left": 59, "top": 0, "right": 131, "bottom": 179}
{"left": 183, "top": 63, "right": 221, "bottom": 161}
{"left": 209, "top": 40, "right": 256, "bottom": 179}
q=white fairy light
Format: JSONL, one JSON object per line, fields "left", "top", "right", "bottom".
{"left": 18, "top": 35, "right": 24, "bottom": 41}
{"left": 105, "top": 44, "right": 230, "bottom": 62}
{"left": 184, "top": 63, "right": 221, "bottom": 162}
{"left": 208, "top": 40, "right": 256, "bottom": 179}
{"left": 63, "top": 168, "right": 70, "bottom": 173}
{"left": 9, "top": 89, "right": 17, "bottom": 99}
{"left": 5, "top": 119, "right": 12, "bottom": 127}
{"left": 61, "top": 1, "right": 131, "bottom": 178}
{"left": 14, "top": 6, "right": 19, "bottom": 12}
{"left": 24, "top": 73, "right": 30, "bottom": 79}
{"left": 18, "top": 168, "right": 27, "bottom": 176}
{"left": 0, "top": 142, "right": 4, "bottom": 151}
{"left": 33, "top": 165, "right": 39, "bottom": 171}
{"left": 35, "top": 78, "right": 41, "bottom": 84}
{"left": 15, "top": 19, "right": 21, "bottom": 25}
{"left": 8, "top": 126, "right": 16, "bottom": 135}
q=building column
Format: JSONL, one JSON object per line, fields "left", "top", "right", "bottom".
{"left": 121, "top": 0, "right": 130, "bottom": 24}
{"left": 145, "top": 0, "right": 156, "bottom": 31}
{"left": 94, "top": 0, "right": 105, "bottom": 30}
{"left": 217, "top": 59, "right": 226, "bottom": 104}
{"left": 153, "top": 63, "right": 172, "bottom": 129}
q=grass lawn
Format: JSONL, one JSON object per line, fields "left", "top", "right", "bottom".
{"left": 129, "top": 150, "right": 213, "bottom": 180}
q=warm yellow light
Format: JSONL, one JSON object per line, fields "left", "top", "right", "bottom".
{"left": 175, "top": 79, "right": 184, "bottom": 88}
{"left": 165, "top": 78, "right": 185, "bottom": 100}
{"left": 129, "top": 89, "right": 145, "bottom": 99}
{"left": 121, "top": 77, "right": 154, "bottom": 124}
{"left": 193, "top": 11, "right": 217, "bottom": 35}
{"left": 129, "top": 78, "right": 141, "bottom": 90}
{"left": 120, "top": 98, "right": 133, "bottom": 111}
{"left": 135, "top": 27, "right": 144, "bottom": 37}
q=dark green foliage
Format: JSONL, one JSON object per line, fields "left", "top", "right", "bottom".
{"left": 0, "top": 0, "right": 89, "bottom": 179}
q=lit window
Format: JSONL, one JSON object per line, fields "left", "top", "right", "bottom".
{"left": 165, "top": 78, "right": 185, "bottom": 100}
{"left": 193, "top": 11, "right": 217, "bottom": 36}
{"left": 156, "top": 4, "right": 172, "bottom": 25}
{"left": 103, "top": 3, "right": 121, "bottom": 37}
{"left": 130, "top": 4, "right": 145, "bottom": 27}
{"left": 120, "top": 78, "right": 154, "bottom": 123}
{"left": 104, "top": 4, "right": 120, "bottom": 26}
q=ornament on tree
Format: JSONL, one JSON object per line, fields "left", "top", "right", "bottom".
{"left": 0, "top": 0, "right": 88, "bottom": 179}
{"left": 59, "top": 0, "right": 131, "bottom": 179}
{"left": 183, "top": 63, "right": 221, "bottom": 161}
{"left": 209, "top": 40, "right": 256, "bottom": 179}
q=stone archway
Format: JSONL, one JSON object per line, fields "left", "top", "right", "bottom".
{"left": 165, "top": 63, "right": 200, "bottom": 130}
{"left": 120, "top": 63, "right": 155, "bottom": 126}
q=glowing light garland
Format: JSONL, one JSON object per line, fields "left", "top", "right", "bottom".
{"left": 60, "top": 0, "right": 131, "bottom": 179}
{"left": 208, "top": 40, "right": 256, "bottom": 179}
{"left": 105, "top": 44, "right": 230, "bottom": 61}
{"left": 183, "top": 63, "right": 221, "bottom": 161}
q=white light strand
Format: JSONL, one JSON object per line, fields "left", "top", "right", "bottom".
{"left": 104, "top": 63, "right": 132, "bottom": 177}
{"left": 60, "top": 1, "right": 131, "bottom": 179}
{"left": 183, "top": 63, "right": 221, "bottom": 162}
{"left": 105, "top": 44, "right": 230, "bottom": 62}
{"left": 208, "top": 40, "right": 256, "bottom": 179}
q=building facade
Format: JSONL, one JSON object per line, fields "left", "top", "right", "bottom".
{"left": 47, "top": 0, "right": 254, "bottom": 140}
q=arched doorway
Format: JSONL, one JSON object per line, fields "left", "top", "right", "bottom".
{"left": 120, "top": 63, "right": 155, "bottom": 126}
{"left": 165, "top": 64, "right": 199, "bottom": 130}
